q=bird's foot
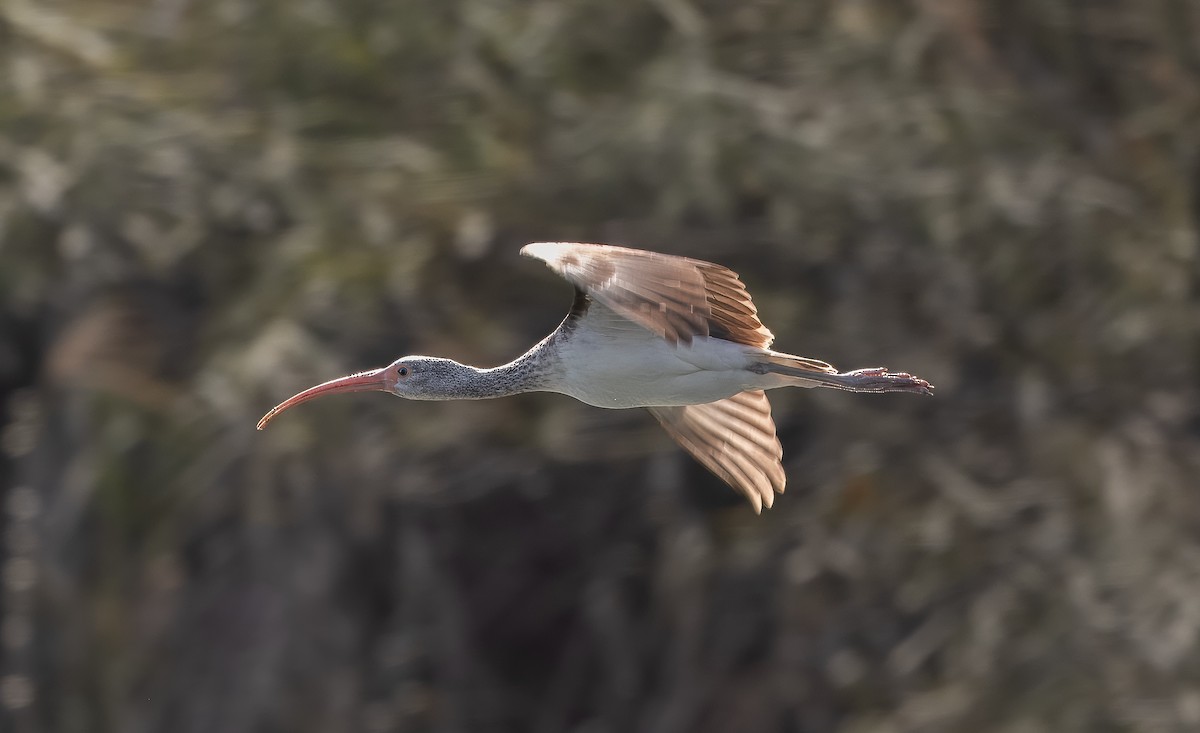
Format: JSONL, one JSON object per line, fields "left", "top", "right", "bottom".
{"left": 837, "top": 367, "right": 934, "bottom": 396}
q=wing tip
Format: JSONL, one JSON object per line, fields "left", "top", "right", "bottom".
{"left": 520, "top": 242, "right": 558, "bottom": 261}
{"left": 522, "top": 241, "right": 597, "bottom": 258}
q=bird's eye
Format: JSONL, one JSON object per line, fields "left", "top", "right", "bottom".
{"left": 398, "top": 366, "right": 409, "bottom": 377}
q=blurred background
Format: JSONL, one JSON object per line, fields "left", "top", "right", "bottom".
{"left": 2, "top": 1, "right": 1200, "bottom": 731}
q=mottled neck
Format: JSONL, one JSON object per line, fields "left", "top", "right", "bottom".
{"left": 435, "top": 341, "right": 557, "bottom": 400}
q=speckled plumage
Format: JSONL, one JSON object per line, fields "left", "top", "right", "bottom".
{"left": 258, "top": 242, "right": 933, "bottom": 512}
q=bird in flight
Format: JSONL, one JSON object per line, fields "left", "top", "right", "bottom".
{"left": 258, "top": 243, "right": 932, "bottom": 512}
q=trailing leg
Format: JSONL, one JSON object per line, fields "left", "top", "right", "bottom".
{"left": 755, "top": 353, "right": 933, "bottom": 396}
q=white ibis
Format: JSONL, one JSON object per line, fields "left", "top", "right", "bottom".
{"left": 258, "top": 242, "right": 932, "bottom": 512}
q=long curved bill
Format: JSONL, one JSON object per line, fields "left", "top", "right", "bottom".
{"left": 257, "top": 367, "right": 392, "bottom": 430}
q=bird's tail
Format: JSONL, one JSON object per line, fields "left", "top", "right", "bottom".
{"left": 756, "top": 352, "right": 934, "bottom": 396}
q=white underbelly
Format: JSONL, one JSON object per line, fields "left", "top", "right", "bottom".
{"left": 553, "top": 331, "right": 756, "bottom": 409}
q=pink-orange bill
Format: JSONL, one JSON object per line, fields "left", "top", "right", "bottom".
{"left": 256, "top": 367, "right": 392, "bottom": 430}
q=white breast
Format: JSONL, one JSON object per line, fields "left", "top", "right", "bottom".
{"left": 548, "top": 303, "right": 758, "bottom": 408}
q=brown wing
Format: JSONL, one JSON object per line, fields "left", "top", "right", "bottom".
{"left": 521, "top": 242, "right": 774, "bottom": 347}
{"left": 647, "top": 390, "right": 786, "bottom": 513}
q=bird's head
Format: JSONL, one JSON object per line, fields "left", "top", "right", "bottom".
{"left": 256, "top": 355, "right": 457, "bottom": 430}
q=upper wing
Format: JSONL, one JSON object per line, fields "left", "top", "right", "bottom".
{"left": 647, "top": 390, "right": 785, "bottom": 513}
{"left": 521, "top": 242, "right": 775, "bottom": 348}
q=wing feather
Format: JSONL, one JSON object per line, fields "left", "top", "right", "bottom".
{"left": 522, "top": 242, "right": 775, "bottom": 347}
{"left": 647, "top": 390, "right": 786, "bottom": 513}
